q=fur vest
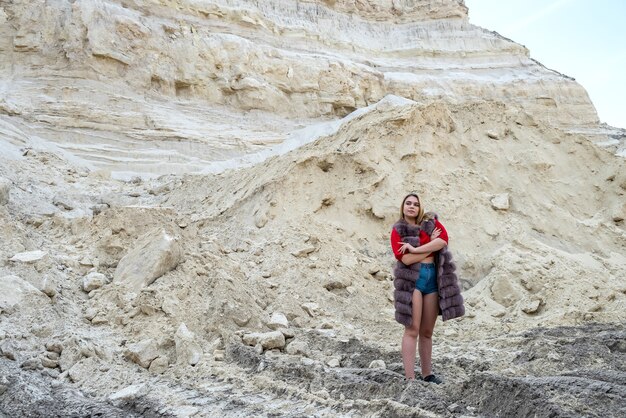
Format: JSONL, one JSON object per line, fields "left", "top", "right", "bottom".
{"left": 392, "top": 215, "right": 465, "bottom": 326}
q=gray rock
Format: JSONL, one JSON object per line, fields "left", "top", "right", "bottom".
{"left": 175, "top": 323, "right": 202, "bottom": 366}
{"left": 486, "top": 130, "right": 501, "bottom": 139}
{"left": 521, "top": 299, "right": 541, "bottom": 314}
{"left": 8, "top": 251, "right": 48, "bottom": 264}
{"left": 40, "top": 276, "right": 57, "bottom": 297}
{"left": 148, "top": 356, "right": 168, "bottom": 374}
{"left": 109, "top": 384, "right": 148, "bottom": 402}
{"left": 124, "top": 339, "right": 159, "bottom": 369}
{"left": 267, "top": 312, "right": 289, "bottom": 330}
{"left": 368, "top": 360, "right": 386, "bottom": 369}
{"left": 301, "top": 302, "right": 320, "bottom": 317}
{"left": 491, "top": 193, "right": 510, "bottom": 210}
{"left": 327, "top": 357, "right": 341, "bottom": 367}
{"left": 46, "top": 341, "right": 63, "bottom": 354}
{"left": 242, "top": 331, "right": 286, "bottom": 350}
{"left": 114, "top": 229, "right": 182, "bottom": 292}
{"left": 82, "top": 272, "right": 108, "bottom": 292}
{"left": 41, "top": 357, "right": 59, "bottom": 369}
{"left": 286, "top": 340, "right": 309, "bottom": 356}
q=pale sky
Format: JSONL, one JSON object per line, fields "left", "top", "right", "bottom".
{"left": 465, "top": 0, "right": 626, "bottom": 128}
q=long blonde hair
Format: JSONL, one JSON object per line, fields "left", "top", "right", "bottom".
{"left": 399, "top": 193, "right": 425, "bottom": 224}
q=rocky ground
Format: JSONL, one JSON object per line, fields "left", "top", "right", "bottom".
{"left": 1, "top": 1, "right": 625, "bottom": 416}
{"left": 1, "top": 98, "right": 625, "bottom": 417}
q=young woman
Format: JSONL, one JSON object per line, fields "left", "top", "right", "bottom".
{"left": 390, "top": 193, "right": 464, "bottom": 383}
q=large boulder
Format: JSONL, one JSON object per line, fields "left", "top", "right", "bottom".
{"left": 0, "top": 275, "right": 47, "bottom": 314}
{"left": 113, "top": 229, "right": 181, "bottom": 292}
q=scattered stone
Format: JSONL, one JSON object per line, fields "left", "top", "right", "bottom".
{"left": 368, "top": 265, "right": 381, "bottom": 275}
{"left": 40, "top": 276, "right": 56, "bottom": 297}
{"left": 291, "top": 245, "right": 316, "bottom": 257}
{"left": 114, "top": 229, "right": 182, "bottom": 292}
{"left": 286, "top": 340, "right": 310, "bottom": 356}
{"left": 491, "top": 308, "right": 506, "bottom": 318}
{"left": 213, "top": 350, "right": 225, "bottom": 361}
{"left": 368, "top": 360, "right": 386, "bottom": 369}
{"left": 8, "top": 251, "right": 48, "bottom": 264}
{"left": 319, "top": 321, "right": 334, "bottom": 329}
{"left": 21, "top": 358, "right": 42, "bottom": 370}
{"left": 279, "top": 328, "right": 295, "bottom": 339}
{"left": 486, "top": 130, "right": 500, "bottom": 139}
{"left": 91, "top": 315, "right": 109, "bottom": 325}
{"left": 232, "top": 312, "right": 251, "bottom": 327}
{"left": 175, "top": 323, "right": 202, "bottom": 366}
{"left": 267, "top": 312, "right": 289, "bottom": 330}
{"left": 323, "top": 275, "right": 351, "bottom": 290}
{"left": 41, "top": 357, "right": 59, "bottom": 369}
{"left": 43, "top": 368, "right": 60, "bottom": 379}
{"left": 148, "top": 183, "right": 171, "bottom": 195}
{"left": 84, "top": 308, "right": 98, "bottom": 321}
{"left": 0, "top": 177, "right": 10, "bottom": 205}
{"left": 242, "top": 331, "right": 286, "bottom": 350}
{"left": 148, "top": 356, "right": 168, "bottom": 374}
{"left": 53, "top": 196, "right": 73, "bottom": 211}
{"left": 447, "top": 403, "right": 463, "bottom": 413}
{"left": 45, "top": 341, "right": 63, "bottom": 354}
{"left": 79, "top": 257, "right": 95, "bottom": 267}
{"left": 254, "top": 211, "right": 269, "bottom": 228}
{"left": 301, "top": 302, "right": 320, "bottom": 317}
{"left": 327, "top": 357, "right": 341, "bottom": 368}
{"left": 109, "top": 384, "right": 148, "bottom": 402}
{"left": 161, "top": 295, "right": 180, "bottom": 316}
{"left": 490, "top": 193, "right": 510, "bottom": 210}
{"left": 521, "top": 299, "right": 541, "bottom": 314}
{"left": 124, "top": 339, "right": 159, "bottom": 369}
{"left": 82, "top": 272, "right": 108, "bottom": 292}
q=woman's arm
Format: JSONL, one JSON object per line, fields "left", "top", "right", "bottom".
{"left": 400, "top": 252, "right": 431, "bottom": 265}
{"left": 408, "top": 238, "right": 447, "bottom": 254}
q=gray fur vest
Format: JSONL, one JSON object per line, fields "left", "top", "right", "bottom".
{"left": 392, "top": 216, "right": 465, "bottom": 326}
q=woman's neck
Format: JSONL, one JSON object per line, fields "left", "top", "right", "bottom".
{"left": 404, "top": 216, "right": 417, "bottom": 225}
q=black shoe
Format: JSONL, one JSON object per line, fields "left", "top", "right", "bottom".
{"left": 423, "top": 374, "right": 443, "bottom": 384}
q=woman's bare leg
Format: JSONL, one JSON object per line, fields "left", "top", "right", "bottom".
{"left": 401, "top": 290, "right": 423, "bottom": 379}
{"left": 418, "top": 292, "right": 439, "bottom": 377}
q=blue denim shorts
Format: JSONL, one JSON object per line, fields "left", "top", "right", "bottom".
{"left": 416, "top": 263, "right": 438, "bottom": 294}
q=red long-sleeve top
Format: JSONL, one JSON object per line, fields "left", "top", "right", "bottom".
{"left": 390, "top": 219, "right": 448, "bottom": 261}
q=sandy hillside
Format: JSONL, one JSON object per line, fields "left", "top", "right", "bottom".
{"left": 1, "top": 0, "right": 625, "bottom": 417}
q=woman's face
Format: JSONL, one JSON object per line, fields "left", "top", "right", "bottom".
{"left": 403, "top": 196, "right": 420, "bottom": 219}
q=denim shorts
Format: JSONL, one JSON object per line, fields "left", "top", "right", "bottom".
{"left": 416, "top": 263, "right": 438, "bottom": 294}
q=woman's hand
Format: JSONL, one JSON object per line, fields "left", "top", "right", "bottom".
{"left": 430, "top": 227, "right": 441, "bottom": 240}
{"left": 398, "top": 242, "right": 417, "bottom": 254}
